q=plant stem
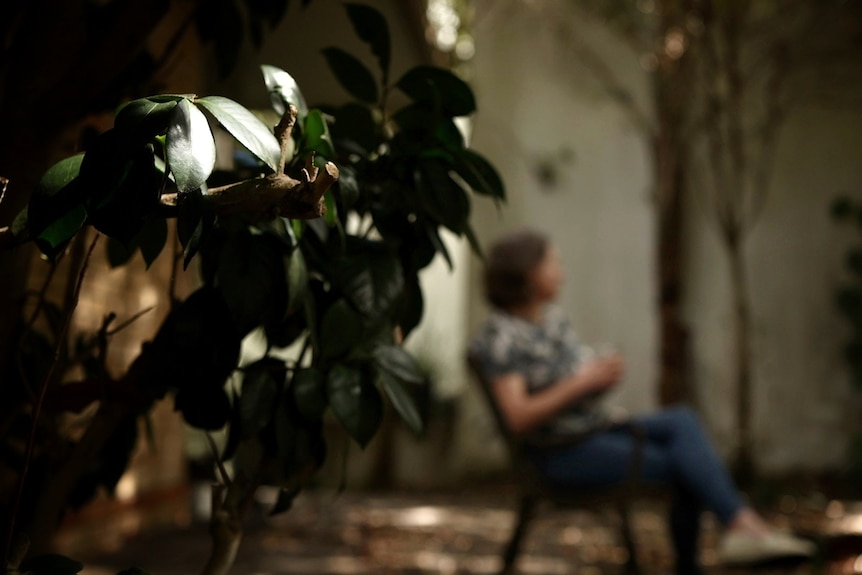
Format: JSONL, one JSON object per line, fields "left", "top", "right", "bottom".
{"left": 2, "top": 232, "right": 99, "bottom": 569}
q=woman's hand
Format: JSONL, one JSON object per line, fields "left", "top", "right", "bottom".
{"left": 576, "top": 354, "right": 624, "bottom": 394}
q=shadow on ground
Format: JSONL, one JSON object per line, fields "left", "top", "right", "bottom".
{"left": 77, "top": 488, "right": 862, "bottom": 575}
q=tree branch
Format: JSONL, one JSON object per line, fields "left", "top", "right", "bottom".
{"left": 159, "top": 162, "right": 339, "bottom": 221}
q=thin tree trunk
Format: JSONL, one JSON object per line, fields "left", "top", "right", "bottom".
{"left": 656, "top": 154, "right": 690, "bottom": 406}
{"left": 727, "top": 234, "right": 754, "bottom": 484}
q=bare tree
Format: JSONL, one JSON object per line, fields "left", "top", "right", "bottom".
{"left": 499, "top": 0, "right": 862, "bottom": 480}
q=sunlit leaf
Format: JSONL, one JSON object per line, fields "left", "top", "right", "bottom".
{"left": 261, "top": 64, "right": 309, "bottom": 119}
{"left": 166, "top": 99, "right": 216, "bottom": 194}
{"left": 302, "top": 109, "right": 335, "bottom": 159}
{"left": 196, "top": 96, "right": 281, "bottom": 172}
{"left": 321, "top": 47, "right": 379, "bottom": 104}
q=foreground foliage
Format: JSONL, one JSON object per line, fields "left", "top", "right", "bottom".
{"left": 2, "top": 4, "right": 502, "bottom": 574}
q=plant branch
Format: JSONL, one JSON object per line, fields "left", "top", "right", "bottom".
{"left": 201, "top": 441, "right": 263, "bottom": 575}
{"left": 3, "top": 232, "right": 99, "bottom": 568}
{"left": 159, "top": 164, "right": 339, "bottom": 222}
{"left": 206, "top": 433, "right": 231, "bottom": 485}
{"left": 275, "top": 105, "right": 298, "bottom": 174}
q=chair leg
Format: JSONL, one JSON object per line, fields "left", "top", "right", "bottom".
{"left": 501, "top": 496, "right": 536, "bottom": 574}
{"left": 617, "top": 502, "right": 641, "bottom": 575}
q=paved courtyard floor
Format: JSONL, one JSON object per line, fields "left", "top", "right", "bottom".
{"left": 78, "top": 487, "right": 862, "bottom": 575}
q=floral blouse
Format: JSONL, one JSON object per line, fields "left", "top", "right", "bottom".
{"left": 468, "top": 306, "right": 608, "bottom": 437}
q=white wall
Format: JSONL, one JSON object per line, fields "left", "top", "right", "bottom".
{"left": 455, "top": 0, "right": 658, "bottom": 476}
{"left": 686, "top": 107, "right": 862, "bottom": 470}
{"left": 466, "top": 0, "right": 862, "bottom": 475}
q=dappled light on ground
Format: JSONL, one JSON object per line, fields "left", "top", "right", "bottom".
{"left": 80, "top": 490, "right": 862, "bottom": 575}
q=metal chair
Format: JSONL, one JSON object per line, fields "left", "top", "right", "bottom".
{"left": 467, "top": 356, "right": 665, "bottom": 575}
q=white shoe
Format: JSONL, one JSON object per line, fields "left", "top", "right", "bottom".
{"left": 717, "top": 530, "right": 816, "bottom": 566}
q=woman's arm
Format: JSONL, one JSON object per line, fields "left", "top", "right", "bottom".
{"left": 490, "top": 356, "right": 623, "bottom": 435}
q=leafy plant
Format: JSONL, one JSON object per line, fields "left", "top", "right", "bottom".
{"left": 1, "top": 3, "right": 502, "bottom": 574}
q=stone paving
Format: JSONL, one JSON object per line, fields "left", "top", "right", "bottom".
{"left": 78, "top": 488, "right": 862, "bottom": 575}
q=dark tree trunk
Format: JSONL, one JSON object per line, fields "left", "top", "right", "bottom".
{"left": 655, "top": 153, "right": 690, "bottom": 406}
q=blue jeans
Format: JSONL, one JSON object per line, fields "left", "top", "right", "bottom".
{"left": 530, "top": 406, "right": 744, "bottom": 574}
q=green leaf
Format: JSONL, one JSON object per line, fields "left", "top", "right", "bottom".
{"left": 106, "top": 235, "right": 137, "bottom": 268}
{"left": 166, "top": 99, "right": 216, "bottom": 194}
{"left": 11, "top": 207, "right": 29, "bottom": 244}
{"left": 177, "top": 189, "right": 214, "bottom": 269}
{"left": 396, "top": 66, "right": 476, "bottom": 117}
{"left": 323, "top": 190, "right": 339, "bottom": 227}
{"left": 86, "top": 143, "right": 162, "bottom": 244}
{"left": 36, "top": 203, "right": 87, "bottom": 256}
{"left": 453, "top": 149, "right": 506, "bottom": 200}
{"left": 322, "top": 47, "right": 379, "bottom": 104}
{"left": 28, "top": 155, "right": 88, "bottom": 254}
{"left": 327, "top": 365, "right": 382, "bottom": 448}
{"left": 139, "top": 216, "right": 169, "bottom": 268}
{"left": 115, "top": 97, "right": 178, "bottom": 139}
{"left": 330, "top": 103, "right": 377, "bottom": 153}
{"left": 285, "top": 247, "right": 309, "bottom": 315}
{"left": 196, "top": 96, "right": 281, "bottom": 173}
{"left": 261, "top": 64, "right": 309, "bottom": 119}
{"left": 292, "top": 367, "right": 328, "bottom": 422}
{"left": 240, "top": 358, "right": 285, "bottom": 438}
{"left": 36, "top": 154, "right": 85, "bottom": 196}
{"left": 19, "top": 554, "right": 83, "bottom": 575}
{"left": 395, "top": 275, "right": 424, "bottom": 338}
{"left": 416, "top": 157, "right": 470, "bottom": 233}
{"left": 335, "top": 241, "right": 405, "bottom": 318}
{"left": 320, "top": 299, "right": 364, "bottom": 360}
{"left": 425, "top": 223, "right": 453, "bottom": 270}
{"left": 464, "top": 222, "right": 484, "bottom": 258}
{"left": 378, "top": 371, "right": 423, "bottom": 435}
{"left": 209, "top": 230, "right": 287, "bottom": 335}
{"left": 144, "top": 287, "right": 241, "bottom": 397}
{"left": 302, "top": 109, "right": 336, "bottom": 159}
{"left": 345, "top": 3, "right": 391, "bottom": 84}
{"left": 372, "top": 344, "right": 425, "bottom": 384}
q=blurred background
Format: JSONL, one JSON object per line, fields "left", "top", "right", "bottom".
{"left": 2, "top": 0, "right": 862, "bottom": 572}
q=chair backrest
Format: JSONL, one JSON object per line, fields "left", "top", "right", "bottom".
{"left": 465, "top": 353, "right": 545, "bottom": 490}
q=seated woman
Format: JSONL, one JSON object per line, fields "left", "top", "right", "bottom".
{"left": 468, "top": 228, "right": 814, "bottom": 574}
